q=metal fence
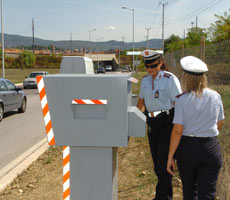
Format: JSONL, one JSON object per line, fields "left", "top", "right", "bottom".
{"left": 164, "top": 39, "right": 230, "bottom": 85}
{"left": 164, "top": 39, "right": 230, "bottom": 199}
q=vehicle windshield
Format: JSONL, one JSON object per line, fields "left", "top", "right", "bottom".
{"left": 29, "top": 73, "right": 44, "bottom": 78}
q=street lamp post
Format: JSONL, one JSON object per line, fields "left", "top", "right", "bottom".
{"left": 122, "top": 6, "right": 135, "bottom": 72}
{"left": 1, "top": 0, "right": 4, "bottom": 78}
{"left": 89, "top": 28, "right": 96, "bottom": 54}
{"left": 96, "top": 38, "right": 103, "bottom": 68}
{"left": 114, "top": 45, "right": 121, "bottom": 69}
{"left": 118, "top": 46, "right": 120, "bottom": 69}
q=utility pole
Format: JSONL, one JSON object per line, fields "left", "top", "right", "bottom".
{"left": 145, "top": 27, "right": 151, "bottom": 49}
{"left": 160, "top": 1, "right": 168, "bottom": 52}
{"left": 1, "top": 0, "right": 4, "bottom": 78}
{"left": 121, "top": 36, "right": 125, "bottom": 50}
{"left": 32, "top": 18, "right": 35, "bottom": 53}
{"left": 196, "top": 16, "right": 198, "bottom": 31}
{"left": 144, "top": 36, "right": 148, "bottom": 49}
{"left": 70, "top": 33, "right": 72, "bottom": 53}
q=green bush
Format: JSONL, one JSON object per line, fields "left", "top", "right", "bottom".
{"left": 12, "top": 51, "right": 36, "bottom": 69}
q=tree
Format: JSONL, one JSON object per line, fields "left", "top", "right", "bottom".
{"left": 13, "top": 51, "right": 36, "bottom": 69}
{"left": 208, "top": 10, "right": 230, "bottom": 42}
{"left": 164, "top": 34, "right": 184, "bottom": 52}
{"left": 186, "top": 27, "right": 208, "bottom": 46}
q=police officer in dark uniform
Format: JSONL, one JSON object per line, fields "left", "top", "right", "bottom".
{"left": 167, "top": 56, "right": 224, "bottom": 199}
{"left": 137, "top": 50, "right": 182, "bottom": 200}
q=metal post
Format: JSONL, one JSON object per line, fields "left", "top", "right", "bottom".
{"left": 162, "top": 3, "right": 165, "bottom": 51}
{"left": 122, "top": 7, "right": 135, "bottom": 71}
{"left": 121, "top": 36, "right": 124, "bottom": 50}
{"left": 119, "top": 46, "right": 120, "bottom": 69}
{"left": 32, "top": 19, "right": 34, "bottom": 52}
{"left": 97, "top": 40, "right": 99, "bottom": 68}
{"left": 1, "top": 0, "right": 4, "bottom": 78}
{"left": 96, "top": 38, "right": 102, "bottom": 68}
{"left": 160, "top": 1, "right": 168, "bottom": 52}
{"left": 89, "top": 30, "right": 91, "bottom": 54}
{"left": 145, "top": 27, "right": 150, "bottom": 49}
{"left": 89, "top": 29, "right": 96, "bottom": 54}
{"left": 132, "top": 9, "right": 134, "bottom": 72}
{"left": 70, "top": 33, "right": 72, "bottom": 53}
{"left": 196, "top": 16, "right": 198, "bottom": 31}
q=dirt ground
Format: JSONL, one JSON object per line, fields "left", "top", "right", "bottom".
{"left": 0, "top": 137, "right": 183, "bottom": 200}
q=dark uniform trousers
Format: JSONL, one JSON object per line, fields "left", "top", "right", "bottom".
{"left": 147, "top": 109, "right": 174, "bottom": 200}
{"left": 176, "top": 136, "right": 222, "bottom": 200}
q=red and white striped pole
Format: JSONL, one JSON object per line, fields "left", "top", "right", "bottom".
{"left": 63, "top": 146, "right": 70, "bottom": 200}
{"left": 36, "top": 76, "right": 55, "bottom": 145}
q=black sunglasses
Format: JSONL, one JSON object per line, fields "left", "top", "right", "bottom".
{"left": 145, "top": 62, "right": 160, "bottom": 69}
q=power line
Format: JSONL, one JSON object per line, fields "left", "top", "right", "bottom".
{"left": 152, "top": 19, "right": 162, "bottom": 38}
{"left": 149, "top": 2, "right": 160, "bottom": 29}
{"left": 165, "top": 0, "right": 223, "bottom": 25}
{"left": 166, "top": 0, "right": 221, "bottom": 23}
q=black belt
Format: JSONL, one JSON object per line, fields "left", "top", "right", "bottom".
{"left": 182, "top": 135, "right": 217, "bottom": 139}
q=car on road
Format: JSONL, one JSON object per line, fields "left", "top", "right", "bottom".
{"left": 105, "top": 65, "right": 112, "bottom": 71}
{"left": 23, "top": 71, "right": 49, "bottom": 89}
{"left": 122, "top": 66, "right": 131, "bottom": 73}
{"left": 96, "top": 67, "right": 106, "bottom": 74}
{"left": 0, "top": 78, "right": 27, "bottom": 122}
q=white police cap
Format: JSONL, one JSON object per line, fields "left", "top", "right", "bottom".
{"left": 180, "top": 56, "right": 208, "bottom": 75}
{"left": 141, "top": 50, "right": 164, "bottom": 64}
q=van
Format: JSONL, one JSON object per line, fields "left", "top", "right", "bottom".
{"left": 60, "top": 56, "right": 94, "bottom": 74}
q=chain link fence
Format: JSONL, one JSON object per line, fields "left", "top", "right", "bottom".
{"left": 164, "top": 39, "right": 230, "bottom": 199}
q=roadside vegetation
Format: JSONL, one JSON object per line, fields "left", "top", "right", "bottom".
{"left": 164, "top": 10, "right": 230, "bottom": 53}
{"left": 0, "top": 50, "right": 61, "bottom": 71}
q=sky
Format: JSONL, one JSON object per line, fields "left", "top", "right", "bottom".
{"left": 2, "top": 0, "right": 230, "bottom": 43}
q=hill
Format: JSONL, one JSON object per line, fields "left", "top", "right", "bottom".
{"left": 2, "top": 33, "right": 162, "bottom": 51}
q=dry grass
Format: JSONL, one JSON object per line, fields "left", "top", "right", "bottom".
{"left": 211, "top": 85, "right": 230, "bottom": 199}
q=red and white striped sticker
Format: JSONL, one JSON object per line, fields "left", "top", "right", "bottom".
{"left": 63, "top": 146, "right": 70, "bottom": 200}
{"left": 36, "top": 76, "right": 56, "bottom": 145}
{"left": 72, "top": 99, "right": 107, "bottom": 105}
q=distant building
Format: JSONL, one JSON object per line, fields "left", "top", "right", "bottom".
{"left": 5, "top": 48, "right": 23, "bottom": 57}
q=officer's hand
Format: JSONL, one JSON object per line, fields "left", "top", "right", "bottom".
{"left": 167, "top": 157, "right": 176, "bottom": 176}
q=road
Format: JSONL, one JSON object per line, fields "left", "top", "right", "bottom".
{"left": 0, "top": 89, "right": 46, "bottom": 170}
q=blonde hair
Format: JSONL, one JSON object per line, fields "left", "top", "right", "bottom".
{"left": 181, "top": 71, "right": 208, "bottom": 96}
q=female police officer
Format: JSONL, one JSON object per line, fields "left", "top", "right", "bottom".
{"left": 137, "top": 50, "right": 181, "bottom": 200}
{"left": 167, "top": 56, "right": 224, "bottom": 199}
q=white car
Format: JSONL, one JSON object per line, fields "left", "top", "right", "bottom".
{"left": 23, "top": 71, "right": 49, "bottom": 89}
{"left": 105, "top": 65, "right": 112, "bottom": 71}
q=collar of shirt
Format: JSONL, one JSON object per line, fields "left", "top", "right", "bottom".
{"left": 147, "top": 70, "right": 164, "bottom": 80}
{"left": 156, "top": 70, "right": 164, "bottom": 79}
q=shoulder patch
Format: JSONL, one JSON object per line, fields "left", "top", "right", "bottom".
{"left": 176, "top": 92, "right": 186, "bottom": 98}
{"left": 164, "top": 73, "right": 172, "bottom": 78}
